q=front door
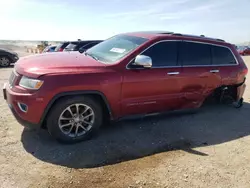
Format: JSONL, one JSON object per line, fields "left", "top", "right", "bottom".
{"left": 121, "top": 41, "right": 184, "bottom": 116}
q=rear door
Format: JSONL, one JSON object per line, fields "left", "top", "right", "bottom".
{"left": 179, "top": 41, "right": 221, "bottom": 107}
{"left": 122, "top": 41, "right": 184, "bottom": 116}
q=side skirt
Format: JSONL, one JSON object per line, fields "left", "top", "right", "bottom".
{"left": 116, "top": 107, "right": 200, "bottom": 122}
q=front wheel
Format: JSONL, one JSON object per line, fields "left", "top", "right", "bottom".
{"left": 46, "top": 96, "right": 103, "bottom": 144}
{"left": 0, "top": 56, "right": 11, "bottom": 67}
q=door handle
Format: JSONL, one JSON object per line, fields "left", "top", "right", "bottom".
{"left": 210, "top": 70, "right": 219, "bottom": 73}
{"left": 167, "top": 72, "right": 179, "bottom": 75}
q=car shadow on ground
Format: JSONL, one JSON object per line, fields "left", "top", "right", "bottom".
{"left": 21, "top": 102, "right": 250, "bottom": 169}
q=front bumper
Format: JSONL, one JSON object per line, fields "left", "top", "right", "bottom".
{"left": 3, "top": 83, "right": 41, "bottom": 129}
{"left": 13, "top": 56, "right": 19, "bottom": 63}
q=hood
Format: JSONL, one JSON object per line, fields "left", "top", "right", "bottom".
{"left": 15, "top": 52, "right": 107, "bottom": 78}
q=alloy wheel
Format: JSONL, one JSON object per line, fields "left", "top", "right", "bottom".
{"left": 0, "top": 57, "right": 10, "bottom": 67}
{"left": 58, "top": 103, "right": 95, "bottom": 138}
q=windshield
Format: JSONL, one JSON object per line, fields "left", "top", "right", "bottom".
{"left": 85, "top": 35, "right": 148, "bottom": 64}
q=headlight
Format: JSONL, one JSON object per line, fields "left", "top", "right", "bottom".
{"left": 19, "top": 76, "right": 44, "bottom": 90}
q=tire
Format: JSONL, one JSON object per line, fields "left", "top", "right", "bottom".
{"left": 0, "top": 56, "right": 11, "bottom": 67}
{"left": 233, "top": 98, "right": 243, "bottom": 108}
{"left": 46, "top": 96, "right": 103, "bottom": 144}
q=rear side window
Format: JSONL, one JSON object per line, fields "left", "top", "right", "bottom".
{"left": 212, "top": 46, "right": 237, "bottom": 65}
{"left": 82, "top": 42, "right": 100, "bottom": 50}
{"left": 179, "top": 42, "right": 211, "bottom": 66}
{"left": 212, "top": 46, "right": 236, "bottom": 65}
{"left": 142, "top": 41, "right": 178, "bottom": 67}
{"left": 76, "top": 42, "right": 91, "bottom": 50}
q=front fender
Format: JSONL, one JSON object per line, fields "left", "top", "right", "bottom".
{"left": 39, "top": 90, "right": 114, "bottom": 125}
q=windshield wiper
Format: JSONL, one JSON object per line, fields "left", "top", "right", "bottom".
{"left": 84, "top": 52, "right": 99, "bottom": 61}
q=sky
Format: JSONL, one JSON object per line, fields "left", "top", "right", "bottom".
{"left": 0, "top": 0, "right": 250, "bottom": 43}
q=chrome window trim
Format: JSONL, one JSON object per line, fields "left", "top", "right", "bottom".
{"left": 126, "top": 40, "right": 238, "bottom": 70}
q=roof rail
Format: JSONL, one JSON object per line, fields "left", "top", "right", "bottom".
{"left": 215, "top": 38, "right": 225, "bottom": 42}
{"left": 172, "top": 33, "right": 182, "bottom": 36}
{"left": 161, "top": 31, "right": 174, "bottom": 34}
{"left": 171, "top": 33, "right": 225, "bottom": 42}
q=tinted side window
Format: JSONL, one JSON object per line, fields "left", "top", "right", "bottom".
{"left": 141, "top": 41, "right": 178, "bottom": 67}
{"left": 212, "top": 46, "right": 236, "bottom": 65}
{"left": 61, "top": 42, "right": 70, "bottom": 48}
{"left": 179, "top": 42, "right": 211, "bottom": 66}
{"left": 82, "top": 42, "right": 99, "bottom": 49}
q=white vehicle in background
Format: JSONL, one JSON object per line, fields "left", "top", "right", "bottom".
{"left": 42, "top": 45, "right": 57, "bottom": 53}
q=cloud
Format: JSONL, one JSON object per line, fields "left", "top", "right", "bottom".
{"left": 113, "top": 0, "right": 226, "bottom": 22}
{"left": 159, "top": 1, "right": 225, "bottom": 20}
{"left": 104, "top": 0, "right": 191, "bottom": 21}
{"left": 104, "top": 9, "right": 157, "bottom": 18}
{"left": 103, "top": 0, "right": 225, "bottom": 23}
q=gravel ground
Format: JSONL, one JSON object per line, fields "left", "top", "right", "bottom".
{"left": 0, "top": 54, "right": 250, "bottom": 188}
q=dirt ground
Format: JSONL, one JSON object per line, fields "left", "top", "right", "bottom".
{"left": 1, "top": 51, "right": 250, "bottom": 188}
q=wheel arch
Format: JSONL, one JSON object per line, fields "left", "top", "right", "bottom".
{"left": 0, "top": 52, "right": 13, "bottom": 60}
{"left": 40, "top": 90, "right": 113, "bottom": 127}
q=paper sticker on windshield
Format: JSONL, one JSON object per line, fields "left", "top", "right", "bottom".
{"left": 110, "top": 48, "right": 126, "bottom": 53}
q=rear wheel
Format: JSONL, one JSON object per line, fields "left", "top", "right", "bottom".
{"left": 46, "top": 96, "right": 103, "bottom": 144}
{"left": 0, "top": 56, "right": 11, "bottom": 67}
{"left": 233, "top": 98, "right": 243, "bottom": 108}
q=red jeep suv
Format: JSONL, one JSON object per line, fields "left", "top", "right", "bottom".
{"left": 3, "top": 31, "right": 248, "bottom": 143}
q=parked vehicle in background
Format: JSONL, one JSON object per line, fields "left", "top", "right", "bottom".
{"left": 0, "top": 49, "right": 19, "bottom": 67}
{"left": 238, "top": 46, "right": 250, "bottom": 56}
{"left": 3, "top": 31, "right": 248, "bottom": 143}
{"left": 63, "top": 40, "right": 103, "bottom": 52}
{"left": 42, "top": 45, "right": 57, "bottom": 53}
{"left": 54, "top": 42, "right": 70, "bottom": 52}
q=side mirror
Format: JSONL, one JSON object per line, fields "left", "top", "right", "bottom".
{"left": 79, "top": 48, "right": 87, "bottom": 54}
{"left": 133, "top": 55, "right": 152, "bottom": 68}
